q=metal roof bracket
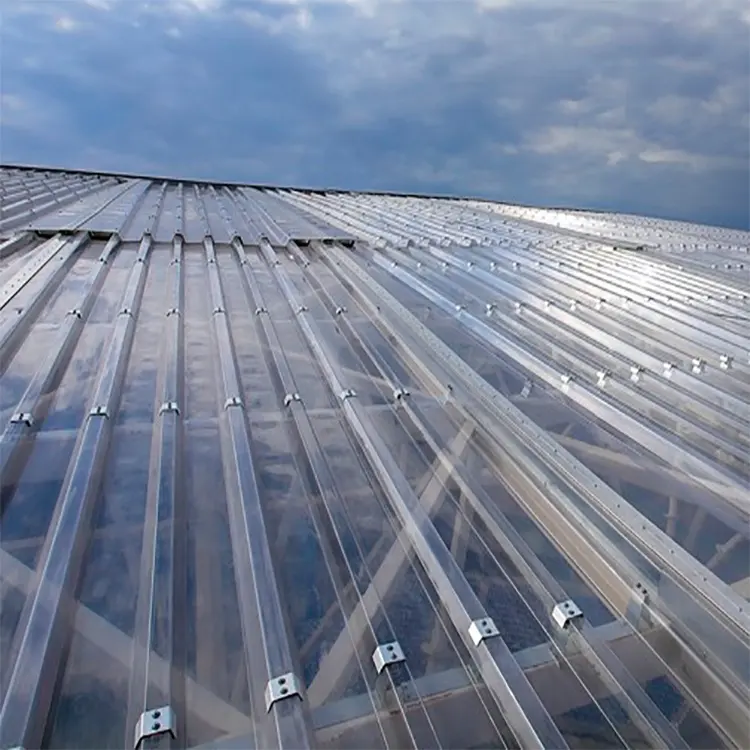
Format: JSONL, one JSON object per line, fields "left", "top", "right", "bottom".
{"left": 372, "top": 641, "right": 406, "bottom": 673}
{"left": 552, "top": 600, "right": 583, "bottom": 630}
{"left": 10, "top": 412, "right": 34, "bottom": 426}
{"left": 159, "top": 401, "right": 180, "bottom": 415}
{"left": 265, "top": 673, "right": 302, "bottom": 711}
{"left": 134, "top": 706, "right": 176, "bottom": 748}
{"left": 468, "top": 617, "right": 500, "bottom": 645}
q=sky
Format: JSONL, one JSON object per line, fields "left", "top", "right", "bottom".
{"left": 0, "top": 0, "right": 748, "bottom": 230}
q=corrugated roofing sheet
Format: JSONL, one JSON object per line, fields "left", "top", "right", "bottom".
{"left": 0, "top": 165, "right": 749, "bottom": 750}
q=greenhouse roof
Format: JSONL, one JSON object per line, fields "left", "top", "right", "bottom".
{"left": 0, "top": 165, "right": 748, "bottom": 749}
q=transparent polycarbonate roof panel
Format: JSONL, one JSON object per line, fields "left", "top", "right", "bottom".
{"left": 0, "top": 165, "right": 748, "bottom": 750}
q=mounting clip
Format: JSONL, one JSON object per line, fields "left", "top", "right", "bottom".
{"left": 265, "top": 673, "right": 302, "bottom": 712}
{"left": 372, "top": 641, "right": 406, "bottom": 673}
{"left": 392, "top": 387, "right": 410, "bottom": 402}
{"left": 552, "top": 600, "right": 583, "bottom": 630}
{"left": 134, "top": 706, "right": 176, "bottom": 749}
{"left": 89, "top": 405, "right": 110, "bottom": 419}
{"left": 626, "top": 582, "right": 649, "bottom": 625}
{"left": 340, "top": 388, "right": 357, "bottom": 401}
{"left": 224, "top": 396, "right": 244, "bottom": 410}
{"left": 469, "top": 617, "right": 500, "bottom": 645}
{"left": 159, "top": 401, "right": 180, "bottom": 415}
{"left": 283, "top": 392, "right": 302, "bottom": 407}
{"left": 10, "top": 412, "right": 34, "bottom": 427}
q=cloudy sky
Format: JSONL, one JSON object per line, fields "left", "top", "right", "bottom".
{"left": 1, "top": 0, "right": 748, "bottom": 229}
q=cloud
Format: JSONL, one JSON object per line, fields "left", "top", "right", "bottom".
{"left": 54, "top": 15, "right": 80, "bottom": 31}
{"left": 0, "top": 0, "right": 747, "bottom": 229}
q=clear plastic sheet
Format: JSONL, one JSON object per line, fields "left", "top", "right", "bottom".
{"left": 0, "top": 167, "right": 747, "bottom": 750}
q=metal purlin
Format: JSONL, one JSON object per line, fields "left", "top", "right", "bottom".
{"left": 326, "top": 241, "right": 750, "bottom": 747}
{"left": 125, "top": 231, "right": 186, "bottom": 748}
{"left": 293, "top": 241, "right": 692, "bottom": 749}
{"left": 259, "top": 239, "right": 569, "bottom": 750}
{"left": 228, "top": 236, "right": 447, "bottom": 749}
{"left": 199, "top": 224, "right": 315, "bottom": 749}
{"left": 0, "top": 234, "right": 153, "bottom": 750}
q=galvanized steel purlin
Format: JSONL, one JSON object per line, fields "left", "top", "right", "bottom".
{"left": 201, "top": 232, "right": 315, "bottom": 750}
{"left": 260, "top": 239, "right": 569, "bottom": 750}
{"left": 232, "top": 237, "right": 441, "bottom": 748}
{"left": 0, "top": 233, "right": 152, "bottom": 750}
{"left": 325, "top": 241, "right": 750, "bottom": 746}
{"left": 300, "top": 242, "right": 687, "bottom": 750}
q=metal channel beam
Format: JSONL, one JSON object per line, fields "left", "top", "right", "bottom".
{"left": 306, "top": 420, "right": 475, "bottom": 708}
{"left": 326, "top": 243, "right": 750, "bottom": 746}
{"left": 202, "top": 233, "right": 314, "bottom": 750}
{"left": 0, "top": 235, "right": 152, "bottom": 750}
{"left": 126, "top": 235, "right": 187, "bottom": 748}
{"left": 0, "top": 232, "right": 32, "bottom": 259}
{"left": 0, "top": 234, "right": 120, "bottom": 491}
{"left": 231, "top": 237, "right": 441, "bottom": 749}
{"left": 378, "top": 245, "right": 748, "bottom": 493}
{"left": 300, "top": 246, "right": 688, "bottom": 749}
{"left": 260, "top": 240, "right": 568, "bottom": 750}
